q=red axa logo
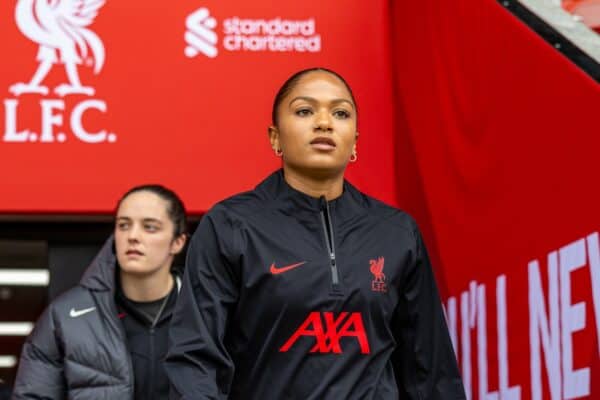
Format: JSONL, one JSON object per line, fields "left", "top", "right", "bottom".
{"left": 280, "top": 312, "right": 370, "bottom": 354}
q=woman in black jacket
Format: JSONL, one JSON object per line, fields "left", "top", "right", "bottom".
{"left": 166, "top": 68, "right": 466, "bottom": 399}
{"left": 13, "top": 185, "right": 187, "bottom": 399}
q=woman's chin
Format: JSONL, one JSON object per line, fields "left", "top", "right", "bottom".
{"left": 288, "top": 159, "right": 346, "bottom": 175}
{"left": 119, "top": 262, "right": 157, "bottom": 276}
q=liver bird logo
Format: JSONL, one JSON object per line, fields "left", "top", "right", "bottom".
{"left": 369, "top": 257, "right": 385, "bottom": 283}
{"left": 9, "top": 0, "right": 106, "bottom": 97}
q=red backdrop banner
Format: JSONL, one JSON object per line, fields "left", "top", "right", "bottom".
{"left": 0, "top": 0, "right": 397, "bottom": 214}
{"left": 391, "top": 0, "right": 600, "bottom": 399}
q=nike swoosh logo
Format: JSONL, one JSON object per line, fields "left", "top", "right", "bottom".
{"left": 270, "top": 261, "right": 307, "bottom": 275}
{"left": 69, "top": 307, "right": 96, "bottom": 318}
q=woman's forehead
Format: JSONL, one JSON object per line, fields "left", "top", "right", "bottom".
{"left": 117, "top": 191, "right": 169, "bottom": 220}
{"left": 288, "top": 71, "right": 353, "bottom": 99}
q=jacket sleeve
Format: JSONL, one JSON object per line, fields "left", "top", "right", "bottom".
{"left": 165, "top": 209, "right": 240, "bottom": 400}
{"left": 393, "top": 224, "right": 466, "bottom": 399}
{"left": 12, "top": 304, "right": 66, "bottom": 400}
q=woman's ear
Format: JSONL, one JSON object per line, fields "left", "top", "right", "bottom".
{"left": 170, "top": 233, "right": 187, "bottom": 255}
{"left": 268, "top": 125, "right": 280, "bottom": 152}
{"left": 352, "top": 132, "right": 359, "bottom": 154}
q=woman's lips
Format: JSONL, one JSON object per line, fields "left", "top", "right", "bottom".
{"left": 310, "top": 137, "right": 336, "bottom": 151}
{"left": 126, "top": 250, "right": 143, "bottom": 257}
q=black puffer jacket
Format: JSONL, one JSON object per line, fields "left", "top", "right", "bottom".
{"left": 12, "top": 237, "right": 178, "bottom": 400}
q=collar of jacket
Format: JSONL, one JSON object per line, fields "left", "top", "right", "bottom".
{"left": 79, "top": 235, "right": 118, "bottom": 292}
{"left": 257, "top": 169, "right": 367, "bottom": 221}
{"left": 115, "top": 272, "right": 180, "bottom": 326}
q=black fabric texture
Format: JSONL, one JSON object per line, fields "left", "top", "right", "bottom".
{"left": 116, "top": 276, "right": 178, "bottom": 400}
{"left": 166, "top": 170, "right": 466, "bottom": 400}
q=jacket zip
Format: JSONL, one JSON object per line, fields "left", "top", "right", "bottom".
{"left": 148, "top": 290, "right": 170, "bottom": 400}
{"left": 149, "top": 327, "right": 155, "bottom": 399}
{"left": 319, "top": 197, "right": 340, "bottom": 289}
{"left": 105, "top": 294, "right": 135, "bottom": 398}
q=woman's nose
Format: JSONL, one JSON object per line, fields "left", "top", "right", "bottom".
{"left": 127, "top": 224, "right": 140, "bottom": 241}
{"left": 314, "top": 110, "right": 333, "bottom": 132}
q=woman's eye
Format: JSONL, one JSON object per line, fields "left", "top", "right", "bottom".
{"left": 333, "top": 110, "right": 350, "bottom": 119}
{"left": 295, "top": 108, "right": 312, "bottom": 117}
{"left": 145, "top": 224, "right": 159, "bottom": 232}
{"left": 117, "top": 222, "right": 129, "bottom": 230}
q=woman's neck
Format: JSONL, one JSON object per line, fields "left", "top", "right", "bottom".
{"left": 119, "top": 267, "right": 174, "bottom": 302}
{"left": 282, "top": 166, "right": 344, "bottom": 201}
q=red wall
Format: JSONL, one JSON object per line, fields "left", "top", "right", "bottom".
{"left": 0, "top": 0, "right": 397, "bottom": 214}
{"left": 391, "top": 1, "right": 600, "bottom": 399}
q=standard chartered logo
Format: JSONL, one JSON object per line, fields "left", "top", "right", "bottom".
{"left": 185, "top": 7, "right": 322, "bottom": 58}
{"left": 185, "top": 8, "right": 218, "bottom": 58}
{"left": 223, "top": 17, "right": 320, "bottom": 52}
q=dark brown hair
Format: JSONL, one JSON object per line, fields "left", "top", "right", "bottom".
{"left": 116, "top": 184, "right": 187, "bottom": 238}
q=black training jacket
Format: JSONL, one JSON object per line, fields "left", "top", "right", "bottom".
{"left": 115, "top": 273, "right": 180, "bottom": 400}
{"left": 12, "top": 237, "right": 178, "bottom": 400}
{"left": 166, "top": 170, "right": 465, "bottom": 400}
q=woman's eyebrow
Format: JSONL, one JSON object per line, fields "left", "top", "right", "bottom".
{"left": 330, "top": 98, "right": 355, "bottom": 108}
{"left": 289, "top": 96, "right": 316, "bottom": 105}
{"left": 116, "top": 216, "right": 162, "bottom": 224}
{"left": 142, "top": 218, "right": 162, "bottom": 224}
{"left": 289, "top": 96, "right": 355, "bottom": 109}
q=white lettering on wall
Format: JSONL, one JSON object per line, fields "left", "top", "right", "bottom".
{"left": 2, "top": 99, "right": 116, "bottom": 143}
{"left": 497, "top": 275, "right": 521, "bottom": 400}
{"left": 559, "top": 239, "right": 590, "bottom": 399}
{"left": 586, "top": 233, "right": 600, "bottom": 358}
{"left": 3, "top": 99, "right": 29, "bottom": 142}
{"left": 528, "top": 253, "right": 561, "bottom": 400}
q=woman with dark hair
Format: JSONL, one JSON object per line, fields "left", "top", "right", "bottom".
{"left": 13, "top": 185, "right": 187, "bottom": 399}
{"left": 166, "top": 68, "right": 465, "bottom": 399}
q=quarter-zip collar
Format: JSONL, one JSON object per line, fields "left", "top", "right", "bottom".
{"left": 258, "top": 169, "right": 366, "bottom": 221}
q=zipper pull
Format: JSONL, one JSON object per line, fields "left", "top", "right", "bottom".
{"left": 319, "top": 195, "right": 327, "bottom": 211}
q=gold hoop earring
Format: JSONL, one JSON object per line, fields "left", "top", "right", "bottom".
{"left": 275, "top": 148, "right": 283, "bottom": 157}
{"left": 350, "top": 152, "right": 357, "bottom": 162}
